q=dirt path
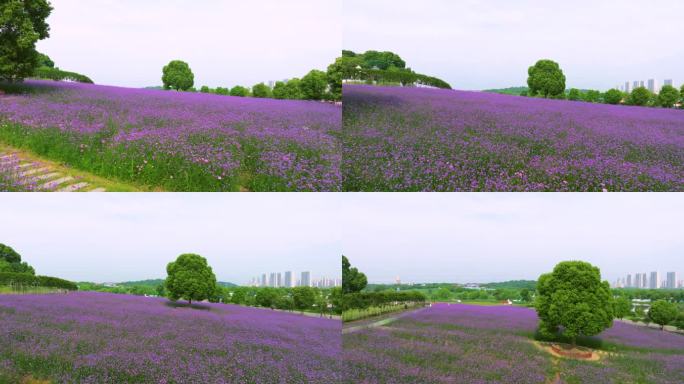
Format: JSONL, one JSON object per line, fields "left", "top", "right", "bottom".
{"left": 342, "top": 306, "right": 429, "bottom": 334}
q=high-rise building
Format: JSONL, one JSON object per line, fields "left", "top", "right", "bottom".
{"left": 626, "top": 274, "right": 632, "bottom": 288}
{"left": 301, "top": 271, "right": 311, "bottom": 287}
{"left": 284, "top": 271, "right": 293, "bottom": 287}
{"left": 276, "top": 272, "right": 282, "bottom": 287}
{"left": 639, "top": 80, "right": 645, "bottom": 88}
{"left": 664, "top": 79, "right": 674, "bottom": 87}
{"left": 633, "top": 81, "right": 640, "bottom": 89}
{"left": 649, "top": 271, "right": 660, "bottom": 289}
{"left": 269, "top": 272, "right": 276, "bottom": 287}
{"left": 647, "top": 79, "right": 659, "bottom": 94}
{"left": 261, "top": 274, "right": 267, "bottom": 287}
{"left": 641, "top": 272, "right": 648, "bottom": 288}
{"left": 624, "top": 82, "right": 631, "bottom": 93}
{"left": 666, "top": 272, "right": 677, "bottom": 289}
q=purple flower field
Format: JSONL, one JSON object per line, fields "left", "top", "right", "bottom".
{"left": 0, "top": 80, "right": 341, "bottom": 191}
{"left": 343, "top": 85, "right": 684, "bottom": 191}
{"left": 0, "top": 292, "right": 341, "bottom": 383}
{"left": 343, "top": 303, "right": 684, "bottom": 383}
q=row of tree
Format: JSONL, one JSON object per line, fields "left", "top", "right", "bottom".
{"left": 162, "top": 60, "right": 340, "bottom": 101}
{"left": 0, "top": 243, "right": 77, "bottom": 290}
{"left": 337, "top": 50, "right": 452, "bottom": 89}
{"left": 526, "top": 59, "right": 684, "bottom": 108}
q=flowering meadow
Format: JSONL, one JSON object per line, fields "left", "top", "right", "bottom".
{"left": 343, "top": 85, "right": 684, "bottom": 191}
{"left": 0, "top": 80, "right": 341, "bottom": 191}
{"left": 0, "top": 292, "right": 342, "bottom": 383}
{"left": 342, "top": 303, "right": 684, "bottom": 383}
{"left": 0, "top": 154, "right": 35, "bottom": 191}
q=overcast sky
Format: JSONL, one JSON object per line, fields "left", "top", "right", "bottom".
{"left": 0, "top": 194, "right": 341, "bottom": 284}
{"left": 37, "top": 0, "right": 341, "bottom": 88}
{"left": 340, "top": 194, "right": 684, "bottom": 284}
{"left": 344, "top": 0, "right": 684, "bottom": 91}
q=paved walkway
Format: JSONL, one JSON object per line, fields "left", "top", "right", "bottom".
{"left": 342, "top": 306, "right": 429, "bottom": 334}
{"left": 0, "top": 151, "right": 106, "bottom": 192}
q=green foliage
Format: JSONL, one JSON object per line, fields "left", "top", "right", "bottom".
{"left": 485, "top": 87, "right": 530, "bottom": 96}
{"left": 527, "top": 59, "right": 566, "bottom": 98}
{"left": 520, "top": 288, "right": 532, "bottom": 302}
{"left": 214, "top": 87, "right": 229, "bottom": 96}
{"left": 567, "top": 88, "right": 580, "bottom": 101}
{"left": 251, "top": 82, "right": 271, "bottom": 98}
{"left": 357, "top": 50, "right": 406, "bottom": 70}
{"left": 229, "top": 85, "right": 248, "bottom": 97}
{"left": 0, "top": 243, "right": 21, "bottom": 264}
{"left": 36, "top": 52, "right": 54, "bottom": 68}
{"left": 292, "top": 286, "right": 316, "bottom": 311}
{"left": 613, "top": 296, "right": 632, "bottom": 319}
{"left": 254, "top": 287, "right": 279, "bottom": 308}
{"left": 0, "top": 0, "right": 53, "bottom": 81}
{"left": 33, "top": 66, "right": 93, "bottom": 83}
{"left": 300, "top": 69, "right": 328, "bottom": 100}
{"left": 681, "top": 85, "right": 684, "bottom": 105}
{"left": 199, "top": 85, "right": 210, "bottom": 93}
{"left": 604, "top": 88, "right": 623, "bottom": 105}
{"left": 165, "top": 253, "right": 217, "bottom": 305}
{"left": 326, "top": 57, "right": 356, "bottom": 100}
{"left": 342, "top": 290, "right": 426, "bottom": 310}
{"left": 161, "top": 60, "right": 194, "bottom": 91}
{"left": 342, "top": 255, "right": 367, "bottom": 294}
{"left": 628, "top": 87, "right": 651, "bottom": 106}
{"left": 535, "top": 261, "right": 614, "bottom": 344}
{"left": 0, "top": 272, "right": 77, "bottom": 290}
{"left": 657, "top": 85, "right": 679, "bottom": 108}
{"left": 343, "top": 303, "right": 419, "bottom": 322}
{"left": 482, "top": 280, "right": 537, "bottom": 290}
{"left": 582, "top": 90, "right": 601, "bottom": 103}
{"left": 648, "top": 300, "right": 678, "bottom": 330}
{"left": 0, "top": 243, "right": 34, "bottom": 275}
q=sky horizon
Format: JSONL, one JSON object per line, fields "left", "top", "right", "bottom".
{"left": 0, "top": 194, "right": 341, "bottom": 284}
{"left": 340, "top": 194, "right": 684, "bottom": 284}
{"left": 37, "top": 0, "right": 342, "bottom": 88}
{"left": 344, "top": 0, "right": 684, "bottom": 91}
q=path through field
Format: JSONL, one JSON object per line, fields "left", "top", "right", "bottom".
{"left": 0, "top": 151, "right": 106, "bottom": 191}
{"left": 342, "top": 306, "right": 428, "bottom": 334}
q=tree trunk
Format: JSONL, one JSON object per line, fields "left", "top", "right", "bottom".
{"left": 189, "top": 299, "right": 192, "bottom": 306}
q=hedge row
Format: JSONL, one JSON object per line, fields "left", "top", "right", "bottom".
{"left": 0, "top": 272, "right": 78, "bottom": 291}
{"left": 342, "top": 290, "right": 426, "bottom": 310}
{"left": 356, "top": 68, "right": 452, "bottom": 89}
{"left": 33, "top": 67, "right": 93, "bottom": 84}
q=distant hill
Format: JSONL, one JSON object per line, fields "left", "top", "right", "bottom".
{"left": 484, "top": 86, "right": 529, "bottom": 96}
{"left": 481, "top": 280, "right": 536, "bottom": 290}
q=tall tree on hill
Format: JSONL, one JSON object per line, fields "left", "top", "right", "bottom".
{"left": 165, "top": 253, "right": 217, "bottom": 306}
{"left": 300, "top": 70, "right": 328, "bottom": 100}
{"left": 342, "top": 255, "right": 367, "bottom": 294}
{"left": 536, "top": 261, "right": 614, "bottom": 345}
{"left": 0, "top": 0, "right": 53, "bottom": 81}
{"left": 527, "top": 59, "right": 566, "bottom": 98}
{"left": 162, "top": 60, "right": 194, "bottom": 91}
{"left": 657, "top": 85, "right": 679, "bottom": 108}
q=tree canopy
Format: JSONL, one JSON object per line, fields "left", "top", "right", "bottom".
{"left": 567, "top": 88, "right": 581, "bottom": 101}
{"left": 165, "top": 253, "right": 217, "bottom": 305}
{"left": 162, "top": 60, "right": 194, "bottom": 91}
{"left": 229, "top": 85, "right": 249, "bottom": 97}
{"left": 342, "top": 255, "right": 367, "bottom": 294}
{"left": 628, "top": 87, "right": 651, "bottom": 106}
{"left": 251, "top": 82, "right": 271, "bottom": 98}
{"left": 0, "top": 0, "right": 53, "bottom": 81}
{"left": 535, "top": 261, "right": 614, "bottom": 344}
{"left": 603, "top": 89, "right": 623, "bottom": 105}
{"left": 648, "top": 300, "right": 678, "bottom": 330}
{"left": 657, "top": 85, "right": 679, "bottom": 108}
{"left": 300, "top": 69, "right": 328, "bottom": 100}
{"left": 613, "top": 296, "right": 632, "bottom": 319}
{"left": 527, "top": 59, "right": 566, "bottom": 98}
{"left": 0, "top": 243, "right": 34, "bottom": 275}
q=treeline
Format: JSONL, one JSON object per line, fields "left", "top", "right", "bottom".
{"left": 524, "top": 59, "right": 684, "bottom": 109}
{"left": 0, "top": 272, "right": 77, "bottom": 291}
{"left": 161, "top": 58, "right": 341, "bottom": 101}
{"left": 30, "top": 53, "right": 93, "bottom": 84}
{"left": 613, "top": 288, "right": 684, "bottom": 302}
{"left": 341, "top": 290, "right": 426, "bottom": 310}
{"left": 339, "top": 50, "right": 452, "bottom": 89}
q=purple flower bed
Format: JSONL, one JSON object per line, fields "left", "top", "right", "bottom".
{"left": 0, "top": 153, "right": 36, "bottom": 191}
{"left": 343, "top": 85, "right": 684, "bottom": 191}
{"left": 343, "top": 303, "right": 684, "bottom": 383}
{"left": 0, "top": 292, "right": 341, "bottom": 383}
{"left": 0, "top": 80, "right": 341, "bottom": 191}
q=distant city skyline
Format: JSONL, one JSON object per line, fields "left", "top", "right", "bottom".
{"left": 344, "top": 0, "right": 684, "bottom": 91}
{"left": 341, "top": 194, "right": 684, "bottom": 284}
{"left": 37, "top": 0, "right": 341, "bottom": 88}
{"left": 249, "top": 270, "right": 341, "bottom": 288}
{"left": 0, "top": 194, "right": 341, "bottom": 283}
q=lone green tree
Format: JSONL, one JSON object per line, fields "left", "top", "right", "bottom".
{"left": 613, "top": 296, "right": 632, "bottom": 319}
{"left": 300, "top": 69, "right": 328, "bottom": 100}
{"left": 527, "top": 59, "right": 566, "bottom": 98}
{"left": 0, "top": 0, "right": 53, "bottom": 81}
{"left": 535, "top": 261, "right": 614, "bottom": 345}
{"left": 657, "top": 85, "right": 679, "bottom": 108}
{"left": 628, "top": 87, "right": 651, "bottom": 106}
{"left": 229, "top": 85, "right": 249, "bottom": 97}
{"left": 165, "top": 253, "right": 217, "bottom": 305}
{"left": 162, "top": 60, "right": 194, "bottom": 91}
{"left": 648, "top": 300, "right": 678, "bottom": 330}
{"left": 292, "top": 286, "right": 316, "bottom": 312}
{"left": 342, "top": 255, "right": 367, "bottom": 294}
{"left": 603, "top": 89, "right": 623, "bottom": 105}
{"left": 567, "top": 88, "right": 581, "bottom": 101}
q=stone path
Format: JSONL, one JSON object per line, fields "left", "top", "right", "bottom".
{"left": 0, "top": 151, "right": 107, "bottom": 192}
{"left": 342, "top": 306, "right": 429, "bottom": 334}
